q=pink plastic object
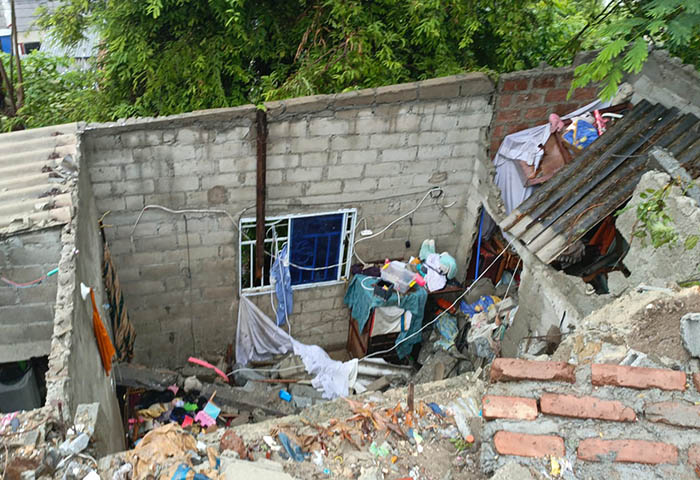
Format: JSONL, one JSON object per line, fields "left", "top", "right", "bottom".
{"left": 549, "top": 113, "right": 565, "bottom": 133}
{"left": 413, "top": 274, "right": 426, "bottom": 287}
{"left": 194, "top": 410, "right": 216, "bottom": 427}
{"left": 593, "top": 109, "right": 607, "bottom": 135}
{"left": 187, "top": 357, "right": 229, "bottom": 382}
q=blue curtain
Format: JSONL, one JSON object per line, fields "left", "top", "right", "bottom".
{"left": 289, "top": 214, "right": 343, "bottom": 285}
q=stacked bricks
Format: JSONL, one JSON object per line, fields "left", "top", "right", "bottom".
{"left": 481, "top": 358, "right": 700, "bottom": 477}
{"left": 0, "top": 228, "right": 63, "bottom": 360}
{"left": 488, "top": 66, "right": 600, "bottom": 157}
{"left": 81, "top": 73, "right": 496, "bottom": 368}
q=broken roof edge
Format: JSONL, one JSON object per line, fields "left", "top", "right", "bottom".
{"left": 80, "top": 72, "right": 495, "bottom": 136}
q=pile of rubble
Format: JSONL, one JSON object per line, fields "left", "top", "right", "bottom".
{"left": 1, "top": 404, "right": 103, "bottom": 480}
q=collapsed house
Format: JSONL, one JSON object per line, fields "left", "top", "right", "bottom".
{"left": 1, "top": 50, "right": 699, "bottom": 479}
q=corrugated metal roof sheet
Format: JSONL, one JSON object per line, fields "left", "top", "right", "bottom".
{"left": 500, "top": 100, "right": 700, "bottom": 264}
{"left": 0, "top": 123, "right": 78, "bottom": 237}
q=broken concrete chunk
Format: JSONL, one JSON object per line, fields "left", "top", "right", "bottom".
{"left": 184, "top": 375, "right": 203, "bottom": 393}
{"left": 681, "top": 313, "right": 700, "bottom": 358}
{"left": 113, "top": 363, "right": 180, "bottom": 390}
{"left": 364, "top": 376, "right": 390, "bottom": 392}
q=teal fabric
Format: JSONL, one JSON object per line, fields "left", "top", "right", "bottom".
{"left": 344, "top": 274, "right": 428, "bottom": 358}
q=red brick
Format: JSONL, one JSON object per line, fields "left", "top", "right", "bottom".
{"left": 552, "top": 103, "right": 579, "bottom": 116}
{"left": 502, "top": 78, "right": 529, "bottom": 91}
{"left": 513, "top": 93, "right": 543, "bottom": 105}
{"left": 545, "top": 88, "right": 568, "bottom": 103}
{"left": 491, "top": 124, "right": 506, "bottom": 139}
{"left": 482, "top": 395, "right": 538, "bottom": 421}
{"left": 646, "top": 401, "right": 700, "bottom": 428}
{"left": 577, "top": 438, "right": 678, "bottom": 465}
{"left": 533, "top": 75, "right": 556, "bottom": 89}
{"left": 693, "top": 373, "right": 700, "bottom": 392}
{"left": 495, "top": 109, "right": 520, "bottom": 123}
{"left": 540, "top": 393, "right": 636, "bottom": 422}
{"left": 498, "top": 94, "right": 513, "bottom": 108}
{"left": 505, "top": 123, "right": 531, "bottom": 135}
{"left": 689, "top": 444, "right": 700, "bottom": 470}
{"left": 490, "top": 358, "right": 576, "bottom": 383}
{"left": 525, "top": 106, "right": 549, "bottom": 120}
{"left": 489, "top": 139, "right": 502, "bottom": 157}
{"left": 494, "top": 431, "right": 564, "bottom": 458}
{"left": 591, "top": 364, "right": 687, "bottom": 391}
{"left": 572, "top": 86, "right": 599, "bottom": 101}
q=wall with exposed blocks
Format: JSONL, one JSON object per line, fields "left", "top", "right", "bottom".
{"left": 80, "top": 73, "right": 496, "bottom": 368}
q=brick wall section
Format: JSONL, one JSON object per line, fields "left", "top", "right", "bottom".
{"left": 0, "top": 228, "right": 62, "bottom": 362}
{"left": 80, "top": 73, "right": 495, "bottom": 368}
{"left": 481, "top": 359, "right": 700, "bottom": 477}
{"left": 488, "top": 66, "right": 600, "bottom": 157}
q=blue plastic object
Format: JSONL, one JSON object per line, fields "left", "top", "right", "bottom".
{"left": 279, "top": 389, "right": 292, "bottom": 402}
{"left": 278, "top": 432, "right": 307, "bottom": 462}
{"left": 563, "top": 119, "right": 599, "bottom": 150}
{"left": 427, "top": 402, "right": 445, "bottom": 416}
{"left": 271, "top": 244, "right": 293, "bottom": 326}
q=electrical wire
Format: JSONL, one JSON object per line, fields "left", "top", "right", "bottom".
{"left": 1, "top": 268, "right": 59, "bottom": 288}
{"left": 129, "top": 187, "right": 455, "bottom": 274}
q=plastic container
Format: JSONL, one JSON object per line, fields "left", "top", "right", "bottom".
{"left": 381, "top": 261, "right": 417, "bottom": 294}
{"left": 279, "top": 389, "right": 292, "bottom": 402}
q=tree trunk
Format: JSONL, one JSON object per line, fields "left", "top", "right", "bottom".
{"left": 10, "top": 0, "right": 24, "bottom": 109}
{"left": 0, "top": 58, "right": 17, "bottom": 116}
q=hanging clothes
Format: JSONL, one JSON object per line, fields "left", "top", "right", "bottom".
{"left": 270, "top": 244, "right": 293, "bottom": 326}
{"left": 102, "top": 241, "right": 136, "bottom": 362}
{"left": 236, "top": 297, "right": 358, "bottom": 399}
{"left": 89, "top": 288, "right": 116, "bottom": 375}
{"left": 425, "top": 253, "right": 447, "bottom": 292}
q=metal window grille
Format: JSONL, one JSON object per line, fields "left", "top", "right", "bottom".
{"left": 239, "top": 209, "right": 357, "bottom": 294}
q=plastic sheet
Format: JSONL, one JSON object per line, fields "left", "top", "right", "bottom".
{"left": 236, "top": 297, "right": 358, "bottom": 399}
{"left": 270, "top": 244, "right": 293, "bottom": 326}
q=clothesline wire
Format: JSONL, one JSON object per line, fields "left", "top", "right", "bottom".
{"left": 128, "top": 187, "right": 454, "bottom": 274}
{"left": 227, "top": 234, "right": 517, "bottom": 377}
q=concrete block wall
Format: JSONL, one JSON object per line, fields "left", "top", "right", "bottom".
{"left": 0, "top": 227, "right": 62, "bottom": 363}
{"left": 488, "top": 65, "right": 601, "bottom": 157}
{"left": 81, "top": 73, "right": 496, "bottom": 368}
{"left": 44, "top": 149, "right": 125, "bottom": 455}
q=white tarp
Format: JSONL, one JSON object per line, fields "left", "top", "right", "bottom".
{"left": 236, "top": 296, "right": 358, "bottom": 399}
{"left": 493, "top": 99, "right": 610, "bottom": 215}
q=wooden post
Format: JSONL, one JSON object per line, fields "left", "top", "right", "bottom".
{"left": 254, "top": 109, "right": 268, "bottom": 284}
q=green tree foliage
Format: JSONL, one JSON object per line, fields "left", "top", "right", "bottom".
{"left": 571, "top": 0, "right": 700, "bottom": 99}
{"left": 36, "top": 0, "right": 595, "bottom": 122}
{"left": 0, "top": 52, "right": 103, "bottom": 131}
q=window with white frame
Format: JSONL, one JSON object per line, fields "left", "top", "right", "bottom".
{"left": 239, "top": 209, "right": 357, "bottom": 293}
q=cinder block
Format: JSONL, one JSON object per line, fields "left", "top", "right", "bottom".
{"left": 355, "top": 117, "right": 392, "bottom": 134}
{"left": 418, "top": 145, "right": 452, "bottom": 160}
{"left": 407, "top": 132, "right": 446, "bottom": 146}
{"left": 267, "top": 154, "right": 300, "bottom": 170}
{"left": 300, "top": 152, "right": 329, "bottom": 167}
{"left": 308, "top": 118, "right": 351, "bottom": 136}
{"left": 91, "top": 166, "right": 123, "bottom": 182}
{"left": 381, "top": 147, "right": 417, "bottom": 163}
{"left": 330, "top": 135, "right": 370, "bottom": 150}
{"left": 343, "top": 178, "right": 378, "bottom": 193}
{"left": 369, "top": 133, "right": 408, "bottom": 149}
{"left": 219, "top": 156, "right": 257, "bottom": 172}
{"left": 156, "top": 176, "right": 200, "bottom": 192}
{"left": 112, "top": 179, "right": 155, "bottom": 195}
{"left": 120, "top": 131, "right": 145, "bottom": 148}
{"left": 306, "top": 181, "right": 342, "bottom": 196}
{"left": 340, "top": 149, "right": 377, "bottom": 164}
{"left": 96, "top": 196, "right": 126, "bottom": 212}
{"left": 286, "top": 167, "right": 324, "bottom": 183}
{"left": 290, "top": 136, "right": 329, "bottom": 153}
{"left": 328, "top": 166, "right": 362, "bottom": 180}
{"left": 364, "top": 163, "right": 397, "bottom": 177}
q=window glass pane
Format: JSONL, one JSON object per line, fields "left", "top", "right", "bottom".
{"left": 289, "top": 214, "right": 343, "bottom": 285}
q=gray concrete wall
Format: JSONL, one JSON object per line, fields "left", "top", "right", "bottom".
{"left": 80, "top": 73, "right": 495, "bottom": 368}
{"left": 44, "top": 145, "right": 125, "bottom": 455}
{"left": 0, "top": 228, "right": 62, "bottom": 363}
{"left": 629, "top": 50, "right": 700, "bottom": 116}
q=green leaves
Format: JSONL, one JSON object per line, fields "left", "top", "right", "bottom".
{"left": 573, "top": 0, "right": 700, "bottom": 100}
